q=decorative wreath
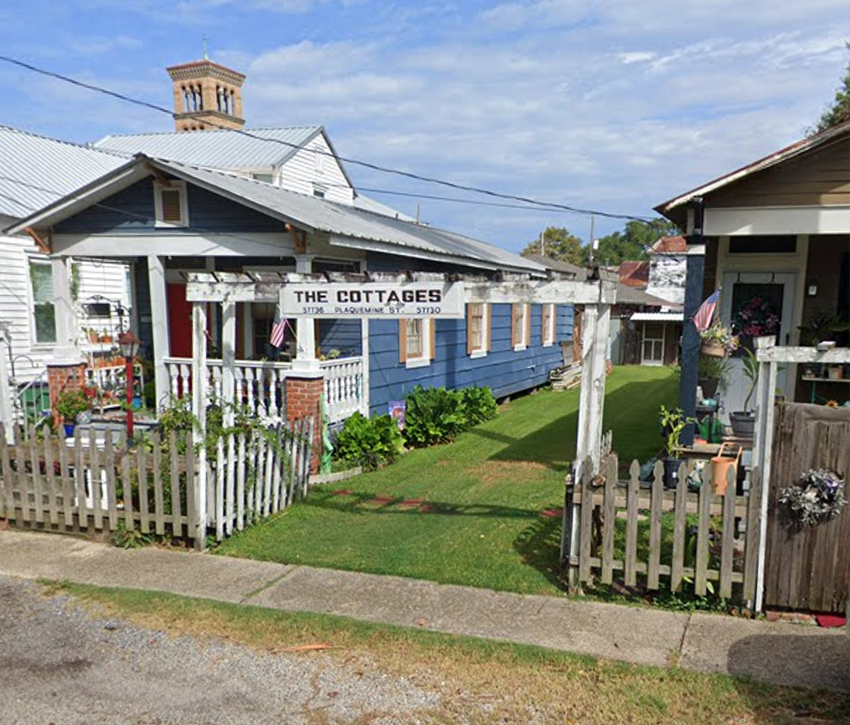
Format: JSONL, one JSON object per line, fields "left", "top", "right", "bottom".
{"left": 779, "top": 468, "right": 846, "bottom": 528}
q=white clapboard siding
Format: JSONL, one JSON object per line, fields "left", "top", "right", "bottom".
{"left": 276, "top": 135, "right": 354, "bottom": 205}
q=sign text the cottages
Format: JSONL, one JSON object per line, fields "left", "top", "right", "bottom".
{"left": 280, "top": 282, "right": 465, "bottom": 319}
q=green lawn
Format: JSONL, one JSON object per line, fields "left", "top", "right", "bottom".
{"left": 216, "top": 366, "right": 678, "bottom": 595}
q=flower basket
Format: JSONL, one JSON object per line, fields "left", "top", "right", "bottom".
{"left": 700, "top": 341, "right": 727, "bottom": 358}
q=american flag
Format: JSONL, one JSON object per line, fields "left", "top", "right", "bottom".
{"left": 270, "top": 318, "right": 286, "bottom": 348}
{"left": 692, "top": 289, "right": 720, "bottom": 332}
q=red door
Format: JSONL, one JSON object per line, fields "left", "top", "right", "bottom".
{"left": 167, "top": 283, "right": 193, "bottom": 357}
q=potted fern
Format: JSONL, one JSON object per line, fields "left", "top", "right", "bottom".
{"left": 729, "top": 348, "right": 758, "bottom": 438}
{"left": 55, "top": 389, "right": 91, "bottom": 437}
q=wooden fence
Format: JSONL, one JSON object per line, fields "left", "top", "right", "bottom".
{"left": 0, "top": 419, "right": 313, "bottom": 548}
{"left": 564, "top": 454, "right": 762, "bottom": 601}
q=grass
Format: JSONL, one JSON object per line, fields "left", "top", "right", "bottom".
{"left": 50, "top": 582, "right": 850, "bottom": 725}
{"left": 216, "top": 366, "right": 678, "bottom": 595}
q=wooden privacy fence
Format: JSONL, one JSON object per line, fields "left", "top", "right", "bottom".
{"left": 0, "top": 419, "right": 314, "bottom": 548}
{"left": 564, "top": 454, "right": 762, "bottom": 601}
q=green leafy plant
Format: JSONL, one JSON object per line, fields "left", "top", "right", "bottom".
{"left": 741, "top": 348, "right": 759, "bottom": 412}
{"left": 54, "top": 389, "right": 91, "bottom": 422}
{"left": 333, "top": 412, "right": 403, "bottom": 471}
{"left": 658, "top": 405, "right": 693, "bottom": 457}
{"left": 697, "top": 355, "right": 730, "bottom": 390}
{"left": 404, "top": 385, "right": 470, "bottom": 447}
{"left": 459, "top": 386, "right": 499, "bottom": 426}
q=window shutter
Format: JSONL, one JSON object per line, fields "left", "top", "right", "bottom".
{"left": 398, "top": 320, "right": 407, "bottom": 363}
{"left": 525, "top": 304, "right": 531, "bottom": 346}
{"left": 510, "top": 304, "right": 517, "bottom": 347}
{"left": 160, "top": 188, "right": 183, "bottom": 223}
{"left": 466, "top": 304, "right": 474, "bottom": 356}
{"left": 485, "top": 304, "right": 491, "bottom": 352}
{"left": 430, "top": 319, "right": 436, "bottom": 360}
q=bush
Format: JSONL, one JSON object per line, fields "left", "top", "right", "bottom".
{"left": 333, "top": 412, "right": 403, "bottom": 471}
{"left": 403, "top": 385, "right": 498, "bottom": 447}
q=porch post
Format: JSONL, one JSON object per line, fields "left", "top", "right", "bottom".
{"left": 0, "top": 329, "right": 14, "bottom": 443}
{"left": 221, "top": 301, "right": 236, "bottom": 424}
{"left": 292, "top": 254, "right": 318, "bottom": 373}
{"left": 147, "top": 255, "right": 170, "bottom": 409}
{"left": 50, "top": 256, "right": 81, "bottom": 363}
{"left": 191, "top": 301, "right": 208, "bottom": 550}
{"left": 360, "top": 317, "right": 370, "bottom": 415}
{"left": 754, "top": 360, "right": 779, "bottom": 613}
{"left": 679, "top": 203, "right": 706, "bottom": 446}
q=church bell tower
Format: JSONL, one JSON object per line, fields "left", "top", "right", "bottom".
{"left": 166, "top": 58, "right": 246, "bottom": 132}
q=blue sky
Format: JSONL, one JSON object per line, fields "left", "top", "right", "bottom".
{"left": 0, "top": 0, "right": 846, "bottom": 253}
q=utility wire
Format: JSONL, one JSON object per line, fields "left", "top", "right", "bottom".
{"left": 0, "top": 53, "right": 653, "bottom": 223}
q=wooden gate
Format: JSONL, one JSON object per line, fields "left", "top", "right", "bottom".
{"left": 763, "top": 403, "right": 850, "bottom": 613}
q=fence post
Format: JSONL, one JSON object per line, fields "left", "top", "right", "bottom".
{"left": 192, "top": 302, "right": 208, "bottom": 551}
{"left": 0, "top": 333, "right": 14, "bottom": 443}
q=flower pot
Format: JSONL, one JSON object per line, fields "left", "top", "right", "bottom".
{"left": 663, "top": 457, "right": 685, "bottom": 489}
{"left": 698, "top": 377, "right": 720, "bottom": 400}
{"left": 700, "top": 342, "right": 727, "bottom": 358}
{"left": 63, "top": 423, "right": 75, "bottom": 438}
{"left": 827, "top": 365, "right": 844, "bottom": 380}
{"left": 729, "top": 411, "right": 755, "bottom": 439}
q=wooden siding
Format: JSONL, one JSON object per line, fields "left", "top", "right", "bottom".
{"left": 710, "top": 137, "right": 850, "bottom": 209}
{"left": 318, "top": 319, "right": 362, "bottom": 357}
{"left": 55, "top": 178, "right": 284, "bottom": 235}
{"left": 276, "top": 134, "right": 354, "bottom": 205}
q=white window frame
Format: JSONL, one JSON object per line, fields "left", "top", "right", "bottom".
{"left": 401, "top": 318, "right": 434, "bottom": 369}
{"left": 641, "top": 322, "right": 665, "bottom": 366}
{"left": 542, "top": 303, "right": 556, "bottom": 347}
{"left": 467, "top": 303, "right": 489, "bottom": 359}
{"left": 27, "top": 256, "right": 57, "bottom": 347}
{"left": 154, "top": 181, "right": 189, "bottom": 228}
{"left": 512, "top": 303, "right": 530, "bottom": 351}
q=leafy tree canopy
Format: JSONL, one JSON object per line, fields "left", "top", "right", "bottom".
{"left": 813, "top": 46, "right": 850, "bottom": 133}
{"left": 591, "top": 218, "right": 680, "bottom": 267}
{"left": 520, "top": 226, "right": 585, "bottom": 266}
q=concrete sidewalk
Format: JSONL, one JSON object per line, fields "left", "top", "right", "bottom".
{"left": 1, "top": 530, "right": 847, "bottom": 693}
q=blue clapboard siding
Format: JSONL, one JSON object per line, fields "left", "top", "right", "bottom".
{"left": 366, "top": 252, "right": 574, "bottom": 415}
{"left": 55, "top": 177, "right": 281, "bottom": 234}
{"left": 318, "top": 319, "right": 362, "bottom": 356}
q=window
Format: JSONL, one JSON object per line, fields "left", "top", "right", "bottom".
{"left": 511, "top": 303, "right": 530, "bottom": 350}
{"left": 641, "top": 322, "right": 665, "bottom": 366}
{"left": 542, "top": 304, "right": 556, "bottom": 346}
{"left": 399, "top": 318, "right": 434, "bottom": 368}
{"left": 251, "top": 172, "right": 274, "bottom": 184}
{"left": 29, "top": 260, "right": 56, "bottom": 344}
{"left": 466, "top": 303, "right": 490, "bottom": 357}
{"left": 729, "top": 236, "right": 796, "bottom": 254}
{"left": 312, "top": 183, "right": 327, "bottom": 199}
{"left": 154, "top": 181, "right": 188, "bottom": 227}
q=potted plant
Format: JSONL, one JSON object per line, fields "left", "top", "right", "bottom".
{"left": 54, "top": 389, "right": 91, "bottom": 437}
{"left": 700, "top": 322, "right": 738, "bottom": 357}
{"left": 659, "top": 405, "right": 693, "bottom": 488}
{"left": 729, "top": 348, "right": 758, "bottom": 439}
{"left": 698, "top": 354, "right": 730, "bottom": 400}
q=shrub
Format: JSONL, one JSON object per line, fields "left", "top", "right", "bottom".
{"left": 333, "top": 412, "right": 403, "bottom": 471}
{"left": 403, "top": 385, "right": 469, "bottom": 447}
{"left": 460, "top": 386, "right": 499, "bottom": 425}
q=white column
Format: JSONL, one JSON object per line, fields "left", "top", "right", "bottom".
{"left": 754, "top": 360, "right": 779, "bottom": 613}
{"left": 575, "top": 305, "right": 598, "bottom": 473}
{"left": 192, "top": 301, "right": 208, "bottom": 550}
{"left": 221, "top": 301, "right": 236, "bottom": 424}
{"left": 292, "top": 254, "right": 318, "bottom": 373}
{"left": 50, "top": 256, "right": 82, "bottom": 363}
{"left": 146, "top": 255, "right": 170, "bottom": 409}
{"left": 360, "top": 317, "right": 370, "bottom": 415}
{"left": 0, "top": 330, "right": 14, "bottom": 442}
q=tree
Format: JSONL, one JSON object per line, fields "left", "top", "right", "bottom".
{"left": 813, "top": 47, "right": 850, "bottom": 133}
{"left": 591, "top": 218, "right": 680, "bottom": 266}
{"left": 520, "top": 226, "right": 586, "bottom": 266}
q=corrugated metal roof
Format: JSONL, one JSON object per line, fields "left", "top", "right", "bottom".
{"left": 631, "top": 311, "right": 684, "bottom": 322}
{"left": 650, "top": 236, "right": 687, "bottom": 254}
{"left": 95, "top": 126, "right": 322, "bottom": 171}
{"left": 523, "top": 253, "right": 587, "bottom": 279}
{"left": 615, "top": 285, "right": 676, "bottom": 307}
{"left": 155, "top": 158, "right": 545, "bottom": 274}
{"left": 0, "top": 125, "right": 126, "bottom": 219}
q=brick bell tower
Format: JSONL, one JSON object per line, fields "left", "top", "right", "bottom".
{"left": 166, "top": 56, "right": 246, "bottom": 132}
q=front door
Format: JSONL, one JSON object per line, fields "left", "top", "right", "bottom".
{"left": 719, "top": 272, "right": 796, "bottom": 416}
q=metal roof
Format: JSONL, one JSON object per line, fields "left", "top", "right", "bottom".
{"left": 94, "top": 126, "right": 323, "bottom": 171}
{"left": 615, "top": 285, "right": 677, "bottom": 307}
{"left": 523, "top": 253, "right": 587, "bottom": 279}
{"left": 0, "top": 125, "right": 126, "bottom": 220}
{"left": 631, "top": 311, "right": 684, "bottom": 322}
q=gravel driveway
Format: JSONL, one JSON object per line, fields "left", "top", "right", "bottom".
{"left": 0, "top": 575, "right": 439, "bottom": 725}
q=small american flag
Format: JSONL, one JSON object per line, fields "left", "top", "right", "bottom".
{"left": 270, "top": 318, "right": 286, "bottom": 348}
{"left": 692, "top": 289, "right": 720, "bottom": 332}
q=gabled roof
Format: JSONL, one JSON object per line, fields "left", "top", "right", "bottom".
{"left": 617, "top": 261, "right": 650, "bottom": 288}
{"left": 654, "top": 121, "right": 850, "bottom": 221}
{"left": 650, "top": 236, "right": 686, "bottom": 254}
{"left": 95, "top": 126, "right": 324, "bottom": 173}
{"left": 7, "top": 155, "right": 546, "bottom": 276}
{"left": 0, "top": 124, "right": 126, "bottom": 220}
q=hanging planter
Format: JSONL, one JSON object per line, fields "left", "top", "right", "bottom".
{"left": 699, "top": 323, "right": 738, "bottom": 358}
{"left": 700, "top": 341, "right": 727, "bottom": 357}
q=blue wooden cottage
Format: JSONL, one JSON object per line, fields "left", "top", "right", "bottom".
{"left": 7, "top": 154, "right": 575, "bottom": 426}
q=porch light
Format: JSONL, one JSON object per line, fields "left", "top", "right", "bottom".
{"left": 118, "top": 331, "right": 140, "bottom": 440}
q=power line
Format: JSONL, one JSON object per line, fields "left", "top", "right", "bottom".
{"left": 0, "top": 53, "right": 653, "bottom": 224}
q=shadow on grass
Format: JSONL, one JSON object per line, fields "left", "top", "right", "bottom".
{"left": 512, "top": 511, "right": 567, "bottom": 592}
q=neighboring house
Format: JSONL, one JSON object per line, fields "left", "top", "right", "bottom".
{"left": 0, "top": 125, "right": 130, "bottom": 405}
{"left": 6, "top": 154, "right": 574, "bottom": 423}
{"left": 656, "top": 120, "right": 850, "bottom": 424}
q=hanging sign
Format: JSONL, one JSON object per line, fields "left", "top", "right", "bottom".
{"left": 280, "top": 281, "right": 465, "bottom": 318}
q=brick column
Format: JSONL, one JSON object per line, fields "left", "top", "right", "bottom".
{"left": 285, "top": 375, "right": 324, "bottom": 473}
{"left": 48, "top": 362, "right": 87, "bottom": 427}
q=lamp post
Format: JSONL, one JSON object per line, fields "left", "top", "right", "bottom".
{"left": 118, "top": 331, "right": 140, "bottom": 441}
